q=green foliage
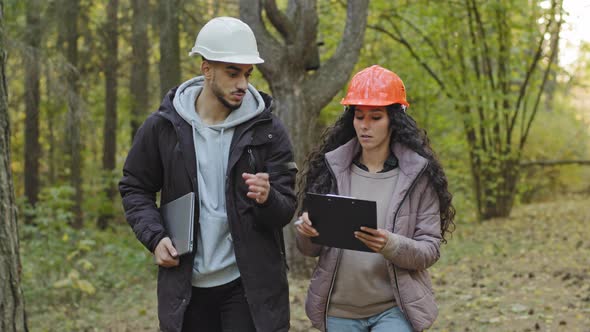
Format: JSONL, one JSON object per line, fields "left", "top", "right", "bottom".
{"left": 21, "top": 185, "right": 76, "bottom": 227}
{"left": 518, "top": 107, "right": 590, "bottom": 202}
{"left": 21, "top": 219, "right": 155, "bottom": 330}
{"left": 16, "top": 183, "right": 155, "bottom": 330}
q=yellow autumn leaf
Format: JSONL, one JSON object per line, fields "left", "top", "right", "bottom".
{"left": 53, "top": 279, "right": 71, "bottom": 288}
{"left": 78, "top": 259, "right": 94, "bottom": 271}
{"left": 76, "top": 280, "right": 96, "bottom": 295}
{"left": 68, "top": 269, "right": 80, "bottom": 280}
{"left": 66, "top": 250, "right": 80, "bottom": 261}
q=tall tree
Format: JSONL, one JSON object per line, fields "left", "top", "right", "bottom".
{"left": 63, "top": 0, "right": 83, "bottom": 228}
{"left": 158, "top": 0, "right": 181, "bottom": 98}
{"left": 240, "top": 0, "right": 369, "bottom": 274}
{"left": 369, "top": 0, "right": 564, "bottom": 220}
{"left": 0, "top": 1, "right": 29, "bottom": 329}
{"left": 23, "top": 0, "right": 41, "bottom": 218}
{"left": 130, "top": 0, "right": 150, "bottom": 141}
{"left": 98, "top": 0, "right": 119, "bottom": 229}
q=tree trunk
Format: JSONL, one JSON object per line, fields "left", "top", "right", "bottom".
{"left": 477, "top": 154, "right": 520, "bottom": 220}
{"left": 98, "top": 0, "right": 119, "bottom": 229}
{"left": 272, "top": 80, "right": 319, "bottom": 275}
{"left": 240, "top": 0, "right": 369, "bottom": 275}
{"left": 23, "top": 0, "right": 41, "bottom": 219}
{"left": 45, "top": 65, "right": 57, "bottom": 185}
{"left": 158, "top": 0, "right": 181, "bottom": 98}
{"left": 63, "top": 0, "right": 83, "bottom": 228}
{"left": 130, "top": 0, "right": 150, "bottom": 141}
{"left": 0, "top": 1, "right": 29, "bottom": 329}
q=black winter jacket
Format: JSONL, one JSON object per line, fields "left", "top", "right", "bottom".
{"left": 119, "top": 88, "right": 297, "bottom": 332}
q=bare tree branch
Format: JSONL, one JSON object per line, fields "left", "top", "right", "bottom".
{"left": 303, "top": 0, "right": 369, "bottom": 110}
{"left": 497, "top": 4, "right": 512, "bottom": 152}
{"left": 264, "top": 0, "right": 295, "bottom": 43}
{"left": 465, "top": 0, "right": 482, "bottom": 80}
{"left": 509, "top": 0, "right": 556, "bottom": 135}
{"left": 471, "top": 0, "right": 502, "bottom": 154}
{"left": 520, "top": 160, "right": 590, "bottom": 167}
{"left": 292, "top": 0, "right": 318, "bottom": 67}
{"left": 520, "top": 0, "right": 562, "bottom": 150}
{"left": 386, "top": 13, "right": 445, "bottom": 62}
{"left": 286, "top": 0, "right": 297, "bottom": 20}
{"left": 368, "top": 23, "right": 451, "bottom": 99}
{"left": 464, "top": 0, "right": 491, "bottom": 154}
{"left": 470, "top": 0, "right": 495, "bottom": 90}
{"left": 240, "top": 0, "right": 283, "bottom": 78}
{"left": 182, "top": 6, "right": 205, "bottom": 27}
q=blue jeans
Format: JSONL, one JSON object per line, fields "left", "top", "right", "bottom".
{"left": 327, "top": 306, "right": 413, "bottom": 332}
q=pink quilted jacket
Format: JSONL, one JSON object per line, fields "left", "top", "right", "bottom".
{"left": 297, "top": 138, "right": 442, "bottom": 332}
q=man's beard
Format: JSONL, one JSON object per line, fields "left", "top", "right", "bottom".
{"left": 211, "top": 78, "right": 242, "bottom": 111}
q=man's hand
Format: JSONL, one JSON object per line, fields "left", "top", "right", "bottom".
{"left": 354, "top": 227, "right": 390, "bottom": 253}
{"left": 154, "top": 237, "right": 179, "bottom": 267}
{"left": 242, "top": 172, "right": 270, "bottom": 204}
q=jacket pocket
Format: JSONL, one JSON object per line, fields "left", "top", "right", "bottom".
{"left": 247, "top": 147, "right": 257, "bottom": 173}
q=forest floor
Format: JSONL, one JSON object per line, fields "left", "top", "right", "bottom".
{"left": 22, "top": 195, "right": 590, "bottom": 332}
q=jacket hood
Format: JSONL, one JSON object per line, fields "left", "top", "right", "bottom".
{"left": 172, "top": 76, "right": 266, "bottom": 130}
{"left": 156, "top": 81, "right": 274, "bottom": 127}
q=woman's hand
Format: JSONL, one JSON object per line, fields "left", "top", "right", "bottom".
{"left": 354, "top": 227, "right": 389, "bottom": 253}
{"left": 295, "top": 212, "right": 319, "bottom": 238}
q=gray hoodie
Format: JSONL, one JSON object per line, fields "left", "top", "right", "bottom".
{"left": 173, "top": 76, "right": 265, "bottom": 287}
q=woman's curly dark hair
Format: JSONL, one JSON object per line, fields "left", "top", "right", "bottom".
{"left": 297, "top": 104, "right": 456, "bottom": 243}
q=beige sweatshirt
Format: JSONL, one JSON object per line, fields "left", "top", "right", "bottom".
{"left": 328, "top": 164, "right": 400, "bottom": 318}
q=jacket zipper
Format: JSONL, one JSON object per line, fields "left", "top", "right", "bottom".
{"left": 323, "top": 157, "right": 342, "bottom": 331}
{"left": 390, "top": 162, "right": 428, "bottom": 320}
{"left": 247, "top": 148, "right": 256, "bottom": 173}
{"left": 248, "top": 140, "right": 289, "bottom": 270}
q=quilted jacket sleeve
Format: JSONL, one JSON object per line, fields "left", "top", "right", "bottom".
{"left": 118, "top": 116, "right": 167, "bottom": 253}
{"left": 381, "top": 180, "right": 442, "bottom": 270}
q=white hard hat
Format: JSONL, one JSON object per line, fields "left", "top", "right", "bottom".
{"left": 189, "top": 17, "right": 264, "bottom": 64}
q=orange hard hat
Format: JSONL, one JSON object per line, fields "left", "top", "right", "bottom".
{"left": 340, "top": 65, "right": 410, "bottom": 108}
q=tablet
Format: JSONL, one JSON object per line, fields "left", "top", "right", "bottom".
{"left": 161, "top": 192, "right": 195, "bottom": 256}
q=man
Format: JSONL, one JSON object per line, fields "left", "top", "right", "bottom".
{"left": 119, "top": 17, "right": 297, "bottom": 332}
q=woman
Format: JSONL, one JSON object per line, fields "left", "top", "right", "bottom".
{"left": 296, "top": 65, "right": 455, "bottom": 332}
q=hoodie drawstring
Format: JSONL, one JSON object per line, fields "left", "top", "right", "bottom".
{"left": 218, "top": 128, "right": 225, "bottom": 209}
{"left": 191, "top": 120, "right": 204, "bottom": 214}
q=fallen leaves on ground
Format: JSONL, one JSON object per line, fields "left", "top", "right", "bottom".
{"left": 289, "top": 195, "right": 590, "bottom": 332}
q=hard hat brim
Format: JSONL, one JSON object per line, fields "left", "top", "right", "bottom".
{"left": 189, "top": 50, "right": 264, "bottom": 64}
{"left": 340, "top": 98, "right": 410, "bottom": 108}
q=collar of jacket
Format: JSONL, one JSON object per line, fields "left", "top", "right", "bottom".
{"left": 325, "top": 138, "right": 427, "bottom": 180}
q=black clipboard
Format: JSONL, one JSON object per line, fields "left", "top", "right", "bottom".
{"left": 306, "top": 192, "right": 377, "bottom": 252}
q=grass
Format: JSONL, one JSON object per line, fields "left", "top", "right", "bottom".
{"left": 21, "top": 195, "right": 590, "bottom": 331}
